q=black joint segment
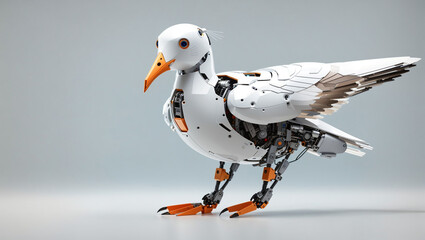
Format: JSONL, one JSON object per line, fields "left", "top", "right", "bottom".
{"left": 161, "top": 212, "right": 171, "bottom": 215}
{"left": 230, "top": 163, "right": 240, "bottom": 172}
{"left": 219, "top": 208, "right": 228, "bottom": 216}
{"left": 201, "top": 73, "right": 209, "bottom": 80}
{"left": 230, "top": 213, "right": 239, "bottom": 218}
{"left": 157, "top": 207, "right": 167, "bottom": 213}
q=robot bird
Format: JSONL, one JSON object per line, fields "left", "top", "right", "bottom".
{"left": 144, "top": 24, "right": 420, "bottom": 218}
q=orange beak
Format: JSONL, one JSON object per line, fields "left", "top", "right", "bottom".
{"left": 144, "top": 52, "right": 175, "bottom": 92}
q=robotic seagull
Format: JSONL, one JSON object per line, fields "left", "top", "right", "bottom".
{"left": 145, "top": 23, "right": 420, "bottom": 218}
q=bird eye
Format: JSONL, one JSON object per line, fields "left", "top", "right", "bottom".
{"left": 179, "top": 38, "right": 189, "bottom": 49}
{"left": 198, "top": 29, "right": 203, "bottom": 36}
{"left": 156, "top": 40, "right": 158, "bottom": 48}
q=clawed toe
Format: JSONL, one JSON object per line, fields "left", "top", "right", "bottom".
{"left": 219, "top": 208, "right": 228, "bottom": 216}
{"left": 157, "top": 203, "right": 200, "bottom": 215}
{"left": 157, "top": 203, "right": 217, "bottom": 216}
{"left": 220, "top": 201, "right": 259, "bottom": 218}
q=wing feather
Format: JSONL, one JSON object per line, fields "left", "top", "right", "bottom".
{"left": 299, "top": 57, "right": 420, "bottom": 119}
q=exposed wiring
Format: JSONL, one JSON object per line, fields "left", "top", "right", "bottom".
{"left": 288, "top": 147, "right": 309, "bottom": 163}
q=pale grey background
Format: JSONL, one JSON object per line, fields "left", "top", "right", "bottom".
{"left": 0, "top": 0, "right": 424, "bottom": 239}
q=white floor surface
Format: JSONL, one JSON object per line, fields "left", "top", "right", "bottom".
{"left": 1, "top": 188, "right": 424, "bottom": 240}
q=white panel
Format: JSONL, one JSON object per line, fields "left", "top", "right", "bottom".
{"left": 331, "top": 57, "right": 420, "bottom": 76}
{"left": 172, "top": 72, "right": 266, "bottom": 163}
{"left": 285, "top": 80, "right": 313, "bottom": 89}
{"left": 291, "top": 76, "right": 322, "bottom": 85}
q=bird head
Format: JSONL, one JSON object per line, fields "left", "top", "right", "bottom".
{"left": 144, "top": 23, "right": 212, "bottom": 92}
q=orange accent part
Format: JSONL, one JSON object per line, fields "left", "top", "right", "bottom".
{"left": 236, "top": 202, "right": 257, "bottom": 216}
{"left": 169, "top": 205, "right": 196, "bottom": 215}
{"left": 174, "top": 117, "right": 188, "bottom": 132}
{"left": 277, "top": 141, "right": 283, "bottom": 146}
{"left": 166, "top": 203, "right": 193, "bottom": 212}
{"left": 177, "top": 205, "right": 203, "bottom": 216}
{"left": 226, "top": 201, "right": 254, "bottom": 213}
{"left": 288, "top": 148, "right": 294, "bottom": 153}
{"left": 201, "top": 204, "right": 217, "bottom": 214}
{"left": 262, "top": 167, "right": 276, "bottom": 181}
{"left": 217, "top": 75, "right": 239, "bottom": 82}
{"left": 260, "top": 202, "right": 268, "bottom": 209}
{"left": 162, "top": 203, "right": 217, "bottom": 216}
{"left": 214, "top": 168, "right": 230, "bottom": 181}
{"left": 301, "top": 141, "right": 306, "bottom": 146}
{"left": 144, "top": 52, "right": 175, "bottom": 92}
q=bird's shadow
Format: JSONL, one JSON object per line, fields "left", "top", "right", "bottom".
{"left": 250, "top": 208, "right": 425, "bottom": 218}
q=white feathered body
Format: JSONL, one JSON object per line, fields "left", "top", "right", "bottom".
{"left": 162, "top": 56, "right": 419, "bottom": 164}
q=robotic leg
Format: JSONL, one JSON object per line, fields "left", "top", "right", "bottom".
{"left": 157, "top": 161, "right": 239, "bottom": 216}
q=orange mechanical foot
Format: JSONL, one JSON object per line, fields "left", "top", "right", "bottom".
{"left": 220, "top": 188, "right": 272, "bottom": 218}
{"left": 157, "top": 203, "right": 217, "bottom": 216}
{"left": 157, "top": 162, "right": 240, "bottom": 217}
{"left": 219, "top": 201, "right": 264, "bottom": 218}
